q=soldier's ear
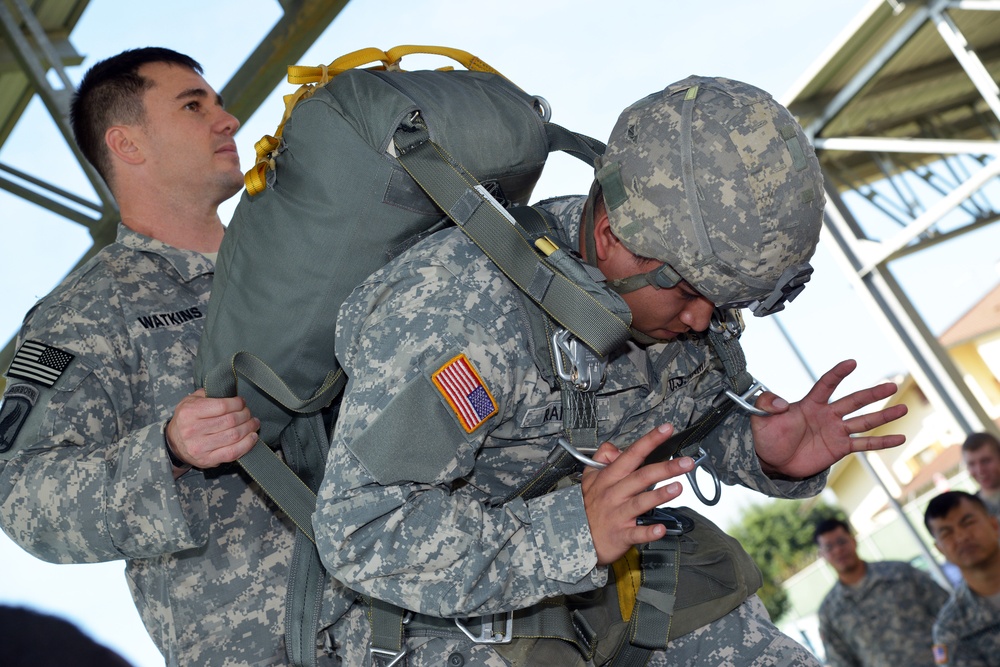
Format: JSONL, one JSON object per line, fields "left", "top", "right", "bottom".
{"left": 105, "top": 125, "right": 145, "bottom": 166}
{"left": 592, "top": 209, "right": 618, "bottom": 263}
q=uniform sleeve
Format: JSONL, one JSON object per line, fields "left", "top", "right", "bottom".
{"left": 314, "top": 263, "right": 603, "bottom": 617}
{"left": 818, "top": 603, "right": 860, "bottom": 667}
{"left": 0, "top": 305, "right": 209, "bottom": 564}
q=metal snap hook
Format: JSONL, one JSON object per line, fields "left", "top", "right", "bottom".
{"left": 724, "top": 379, "right": 770, "bottom": 417}
{"left": 686, "top": 447, "right": 722, "bottom": 506}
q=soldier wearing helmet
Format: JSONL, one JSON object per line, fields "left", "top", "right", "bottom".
{"left": 315, "top": 76, "right": 908, "bottom": 666}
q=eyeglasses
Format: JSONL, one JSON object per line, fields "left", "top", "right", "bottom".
{"left": 818, "top": 537, "right": 851, "bottom": 553}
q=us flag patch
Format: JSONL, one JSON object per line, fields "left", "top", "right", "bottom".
{"left": 932, "top": 644, "right": 948, "bottom": 665}
{"left": 432, "top": 354, "right": 497, "bottom": 433}
{"left": 7, "top": 340, "right": 75, "bottom": 388}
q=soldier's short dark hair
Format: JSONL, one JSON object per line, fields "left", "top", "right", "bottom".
{"left": 924, "top": 490, "right": 988, "bottom": 533}
{"left": 69, "top": 47, "right": 202, "bottom": 186}
{"left": 961, "top": 432, "right": 1000, "bottom": 456}
{"left": 813, "top": 517, "right": 852, "bottom": 544}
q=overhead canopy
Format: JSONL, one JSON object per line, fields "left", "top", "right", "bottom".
{"left": 784, "top": 0, "right": 1000, "bottom": 190}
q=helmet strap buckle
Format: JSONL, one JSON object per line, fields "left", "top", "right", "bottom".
{"left": 748, "top": 262, "right": 813, "bottom": 317}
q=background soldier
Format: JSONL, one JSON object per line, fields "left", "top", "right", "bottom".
{"left": 961, "top": 432, "right": 1000, "bottom": 516}
{"left": 925, "top": 491, "right": 1000, "bottom": 667}
{"left": 814, "top": 517, "right": 948, "bottom": 667}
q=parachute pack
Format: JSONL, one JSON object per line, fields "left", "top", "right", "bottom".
{"left": 195, "top": 46, "right": 632, "bottom": 534}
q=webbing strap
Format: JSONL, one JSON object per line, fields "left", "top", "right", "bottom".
{"left": 205, "top": 351, "right": 344, "bottom": 415}
{"left": 544, "top": 122, "right": 605, "bottom": 165}
{"left": 203, "top": 353, "right": 346, "bottom": 541}
{"left": 392, "top": 128, "right": 631, "bottom": 359}
{"left": 237, "top": 442, "right": 318, "bottom": 542}
{"left": 391, "top": 604, "right": 598, "bottom": 660}
{"left": 641, "top": 317, "right": 754, "bottom": 465}
{"left": 285, "top": 528, "right": 327, "bottom": 667}
{"left": 367, "top": 597, "right": 406, "bottom": 665}
{"left": 609, "top": 536, "right": 682, "bottom": 667}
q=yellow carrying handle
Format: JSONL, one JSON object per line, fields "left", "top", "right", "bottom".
{"left": 245, "top": 45, "right": 507, "bottom": 195}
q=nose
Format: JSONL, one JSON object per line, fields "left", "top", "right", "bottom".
{"left": 680, "top": 297, "right": 714, "bottom": 332}
{"left": 216, "top": 108, "right": 240, "bottom": 135}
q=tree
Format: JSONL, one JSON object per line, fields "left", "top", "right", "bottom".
{"left": 730, "top": 499, "right": 846, "bottom": 620}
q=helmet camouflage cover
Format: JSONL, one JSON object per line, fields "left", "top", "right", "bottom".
{"left": 597, "top": 75, "right": 825, "bottom": 316}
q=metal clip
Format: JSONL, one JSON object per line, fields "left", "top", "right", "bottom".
{"left": 557, "top": 437, "right": 605, "bottom": 469}
{"left": 724, "top": 379, "right": 770, "bottom": 417}
{"left": 370, "top": 647, "right": 407, "bottom": 667}
{"left": 454, "top": 611, "right": 514, "bottom": 644}
{"left": 686, "top": 447, "right": 722, "bottom": 506}
{"left": 551, "top": 329, "right": 606, "bottom": 393}
{"left": 709, "top": 307, "right": 744, "bottom": 338}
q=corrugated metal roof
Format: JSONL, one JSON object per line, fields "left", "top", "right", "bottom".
{"left": 785, "top": 0, "right": 1000, "bottom": 189}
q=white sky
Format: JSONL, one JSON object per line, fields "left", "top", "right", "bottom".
{"left": 2, "top": 1, "right": 998, "bottom": 665}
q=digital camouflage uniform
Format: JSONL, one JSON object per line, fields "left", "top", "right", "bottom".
{"left": 316, "top": 195, "right": 824, "bottom": 666}
{"left": 932, "top": 581, "right": 1000, "bottom": 667}
{"left": 0, "top": 225, "right": 341, "bottom": 666}
{"left": 817, "top": 560, "right": 949, "bottom": 667}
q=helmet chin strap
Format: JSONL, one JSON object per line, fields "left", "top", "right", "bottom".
{"left": 583, "top": 185, "right": 685, "bottom": 346}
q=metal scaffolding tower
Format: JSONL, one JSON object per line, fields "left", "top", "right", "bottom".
{"left": 785, "top": 0, "right": 1000, "bottom": 439}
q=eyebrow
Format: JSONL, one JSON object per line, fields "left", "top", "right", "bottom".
{"left": 175, "top": 87, "right": 225, "bottom": 107}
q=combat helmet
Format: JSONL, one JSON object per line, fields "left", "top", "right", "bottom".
{"left": 592, "top": 75, "right": 825, "bottom": 317}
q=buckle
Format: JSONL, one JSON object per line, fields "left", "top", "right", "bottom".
{"left": 747, "top": 263, "right": 813, "bottom": 317}
{"left": 370, "top": 647, "right": 407, "bottom": 667}
{"left": 724, "top": 379, "right": 770, "bottom": 417}
{"left": 454, "top": 611, "right": 514, "bottom": 644}
{"left": 551, "top": 329, "right": 606, "bottom": 392}
{"left": 686, "top": 447, "right": 722, "bottom": 506}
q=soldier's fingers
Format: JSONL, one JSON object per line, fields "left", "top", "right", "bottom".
{"left": 631, "top": 480, "right": 684, "bottom": 518}
{"left": 842, "top": 403, "right": 907, "bottom": 435}
{"left": 612, "top": 456, "right": 693, "bottom": 501}
{"left": 831, "top": 381, "right": 899, "bottom": 418}
{"left": 609, "top": 424, "right": 674, "bottom": 474}
{"left": 177, "top": 394, "right": 248, "bottom": 420}
{"left": 592, "top": 442, "right": 623, "bottom": 466}
{"left": 803, "top": 359, "right": 857, "bottom": 406}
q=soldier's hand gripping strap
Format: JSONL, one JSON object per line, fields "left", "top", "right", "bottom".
{"left": 579, "top": 508, "right": 763, "bottom": 666}
{"left": 203, "top": 352, "right": 345, "bottom": 542}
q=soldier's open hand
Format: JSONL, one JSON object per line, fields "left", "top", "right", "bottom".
{"left": 581, "top": 424, "right": 694, "bottom": 566}
{"left": 750, "top": 359, "right": 908, "bottom": 480}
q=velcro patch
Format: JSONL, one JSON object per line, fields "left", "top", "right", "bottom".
{"left": 932, "top": 644, "right": 948, "bottom": 665}
{"left": 0, "top": 383, "right": 39, "bottom": 454}
{"left": 432, "top": 354, "right": 497, "bottom": 433}
{"left": 7, "top": 340, "right": 74, "bottom": 387}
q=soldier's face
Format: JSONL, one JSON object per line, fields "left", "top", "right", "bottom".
{"left": 817, "top": 527, "right": 860, "bottom": 574}
{"left": 602, "top": 255, "right": 715, "bottom": 340}
{"left": 929, "top": 498, "right": 1000, "bottom": 570}
{"left": 589, "top": 205, "right": 715, "bottom": 340}
{"left": 964, "top": 445, "right": 1000, "bottom": 493}
{"left": 132, "top": 62, "right": 243, "bottom": 204}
